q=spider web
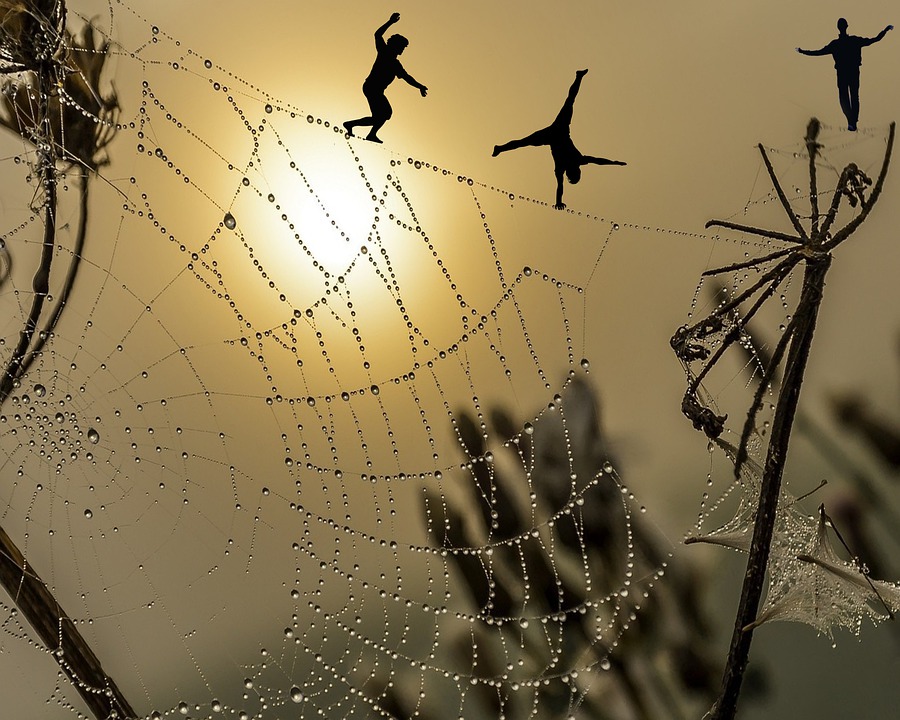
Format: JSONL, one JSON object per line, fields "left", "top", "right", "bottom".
{"left": 0, "top": 3, "right": 696, "bottom": 719}
{"left": 5, "top": 2, "right": 900, "bottom": 716}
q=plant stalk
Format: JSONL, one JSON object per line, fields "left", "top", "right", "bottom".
{"left": 0, "top": 523, "right": 137, "bottom": 719}
{"left": 0, "top": 59, "right": 137, "bottom": 719}
{"left": 18, "top": 166, "right": 90, "bottom": 377}
{"left": 0, "top": 58, "right": 58, "bottom": 406}
{"left": 709, "top": 253, "right": 831, "bottom": 719}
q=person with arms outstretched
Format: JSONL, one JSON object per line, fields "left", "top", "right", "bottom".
{"left": 492, "top": 69, "right": 625, "bottom": 210}
{"left": 797, "top": 19, "right": 893, "bottom": 131}
{"left": 344, "top": 12, "right": 428, "bottom": 143}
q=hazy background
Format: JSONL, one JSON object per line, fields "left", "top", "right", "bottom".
{"left": 2, "top": 0, "right": 900, "bottom": 717}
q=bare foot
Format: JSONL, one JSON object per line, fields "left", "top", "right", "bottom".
{"left": 365, "top": 134, "right": 383, "bottom": 144}
{"left": 492, "top": 145, "right": 500, "bottom": 157}
{"left": 343, "top": 121, "right": 354, "bottom": 137}
{"left": 576, "top": 69, "right": 588, "bottom": 78}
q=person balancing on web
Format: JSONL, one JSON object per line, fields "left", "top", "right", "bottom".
{"left": 492, "top": 69, "right": 626, "bottom": 210}
{"left": 344, "top": 12, "right": 428, "bottom": 143}
{"left": 797, "top": 18, "right": 893, "bottom": 131}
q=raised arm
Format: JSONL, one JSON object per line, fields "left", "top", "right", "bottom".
{"left": 375, "top": 12, "right": 401, "bottom": 51}
{"left": 861, "top": 24, "right": 894, "bottom": 46}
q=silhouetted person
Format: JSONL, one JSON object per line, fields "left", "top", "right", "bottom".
{"left": 344, "top": 12, "right": 427, "bottom": 143}
{"left": 492, "top": 70, "right": 625, "bottom": 210}
{"left": 797, "top": 19, "right": 893, "bottom": 131}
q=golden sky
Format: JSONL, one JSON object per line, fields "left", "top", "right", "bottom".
{"left": 2, "top": 1, "right": 900, "bottom": 718}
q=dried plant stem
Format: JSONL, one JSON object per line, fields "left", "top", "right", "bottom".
{"left": 705, "top": 119, "right": 895, "bottom": 719}
{"left": 709, "top": 254, "right": 830, "bottom": 720}
{"left": 0, "top": 523, "right": 137, "bottom": 719}
{"left": 0, "top": 59, "right": 58, "bottom": 406}
{"left": 18, "top": 166, "right": 90, "bottom": 378}
{"left": 0, "top": 61, "right": 136, "bottom": 719}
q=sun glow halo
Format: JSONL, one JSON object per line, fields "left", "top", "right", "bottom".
{"left": 257, "top": 123, "right": 375, "bottom": 280}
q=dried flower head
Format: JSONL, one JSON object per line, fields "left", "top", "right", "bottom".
{"left": 0, "top": 0, "right": 64, "bottom": 72}
{"left": 0, "top": 21, "right": 118, "bottom": 169}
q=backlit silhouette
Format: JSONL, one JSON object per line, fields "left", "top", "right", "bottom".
{"left": 797, "top": 19, "right": 893, "bottom": 131}
{"left": 344, "top": 12, "right": 428, "bottom": 143}
{"left": 492, "top": 69, "right": 625, "bottom": 210}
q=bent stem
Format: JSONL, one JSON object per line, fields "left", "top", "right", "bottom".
{"left": 0, "top": 58, "right": 57, "bottom": 405}
{"left": 17, "top": 166, "right": 90, "bottom": 378}
{"left": 0, "top": 58, "right": 137, "bottom": 718}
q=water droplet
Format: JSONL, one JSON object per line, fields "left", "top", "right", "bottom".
{"left": 87, "top": 428, "right": 100, "bottom": 444}
{"left": 265, "top": 104, "right": 273, "bottom": 114}
{"left": 290, "top": 686, "right": 304, "bottom": 703}
{"left": 84, "top": 509, "right": 92, "bottom": 519}
{"left": 34, "top": 384, "right": 46, "bottom": 397}
{"left": 223, "top": 212, "right": 236, "bottom": 230}
{"left": 211, "top": 700, "right": 222, "bottom": 712}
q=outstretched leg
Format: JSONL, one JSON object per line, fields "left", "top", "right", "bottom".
{"left": 346, "top": 89, "right": 392, "bottom": 142}
{"left": 343, "top": 118, "right": 368, "bottom": 137}
{"left": 552, "top": 69, "right": 588, "bottom": 129}
{"left": 492, "top": 126, "right": 553, "bottom": 156}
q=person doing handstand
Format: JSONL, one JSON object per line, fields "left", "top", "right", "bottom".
{"left": 797, "top": 18, "right": 893, "bottom": 131}
{"left": 492, "top": 69, "right": 625, "bottom": 210}
{"left": 344, "top": 12, "right": 428, "bottom": 143}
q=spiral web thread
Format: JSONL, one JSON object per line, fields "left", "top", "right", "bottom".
{"left": 0, "top": 2, "right": 804, "bottom": 718}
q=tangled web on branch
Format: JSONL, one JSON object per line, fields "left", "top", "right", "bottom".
{"left": 677, "top": 120, "right": 899, "bottom": 644}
